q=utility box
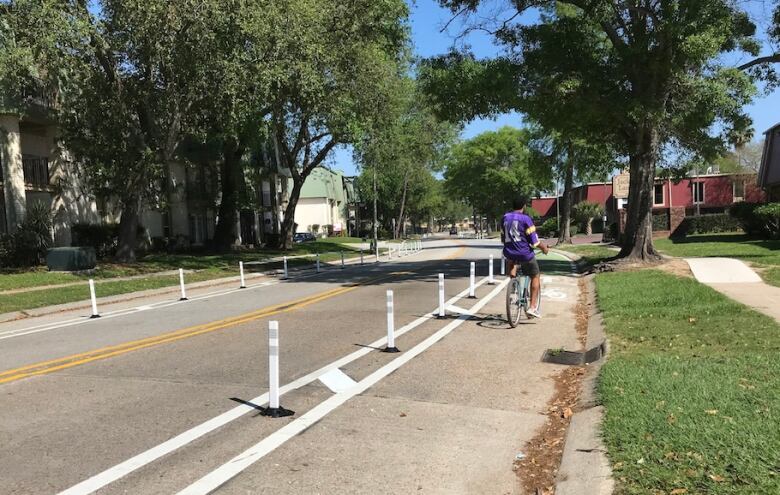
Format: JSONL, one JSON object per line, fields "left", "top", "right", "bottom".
{"left": 46, "top": 247, "right": 97, "bottom": 271}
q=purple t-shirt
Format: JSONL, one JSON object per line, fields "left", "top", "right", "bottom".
{"left": 502, "top": 211, "right": 540, "bottom": 262}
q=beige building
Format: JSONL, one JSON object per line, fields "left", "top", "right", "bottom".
{"left": 292, "top": 167, "right": 350, "bottom": 235}
{"left": 2, "top": 82, "right": 291, "bottom": 251}
{"left": 0, "top": 83, "right": 100, "bottom": 244}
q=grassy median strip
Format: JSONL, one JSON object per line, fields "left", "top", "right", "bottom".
{"left": 595, "top": 270, "right": 780, "bottom": 494}
{"left": 655, "top": 233, "right": 780, "bottom": 287}
{"left": 0, "top": 245, "right": 358, "bottom": 314}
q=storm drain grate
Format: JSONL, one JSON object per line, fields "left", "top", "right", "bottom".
{"left": 541, "top": 341, "right": 606, "bottom": 365}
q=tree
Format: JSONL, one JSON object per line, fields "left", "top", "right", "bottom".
{"left": 527, "top": 127, "right": 616, "bottom": 244}
{"left": 433, "top": 1, "right": 759, "bottom": 260}
{"left": 444, "top": 127, "right": 553, "bottom": 227}
{"left": 572, "top": 201, "right": 604, "bottom": 236}
{"left": 247, "top": 0, "right": 410, "bottom": 249}
{"left": 354, "top": 78, "right": 456, "bottom": 239}
{"left": 738, "top": 2, "right": 780, "bottom": 80}
{"left": 7, "top": 1, "right": 242, "bottom": 261}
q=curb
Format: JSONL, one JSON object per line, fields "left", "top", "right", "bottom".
{"left": 555, "top": 274, "right": 615, "bottom": 495}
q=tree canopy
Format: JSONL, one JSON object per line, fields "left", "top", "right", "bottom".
{"left": 444, "top": 126, "right": 553, "bottom": 224}
{"left": 428, "top": 0, "right": 763, "bottom": 259}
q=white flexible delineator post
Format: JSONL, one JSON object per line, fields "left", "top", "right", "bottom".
{"left": 89, "top": 279, "right": 100, "bottom": 319}
{"left": 316, "top": 253, "right": 320, "bottom": 273}
{"left": 501, "top": 256, "right": 506, "bottom": 276}
{"left": 469, "top": 262, "right": 476, "bottom": 298}
{"left": 179, "top": 268, "right": 188, "bottom": 301}
{"left": 488, "top": 255, "right": 495, "bottom": 285}
{"left": 437, "top": 273, "right": 446, "bottom": 318}
{"left": 382, "top": 290, "right": 399, "bottom": 353}
{"left": 262, "top": 321, "right": 294, "bottom": 418}
{"left": 283, "top": 256, "right": 289, "bottom": 280}
{"left": 239, "top": 262, "right": 246, "bottom": 288}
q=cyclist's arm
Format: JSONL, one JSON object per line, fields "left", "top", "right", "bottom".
{"left": 525, "top": 220, "right": 550, "bottom": 255}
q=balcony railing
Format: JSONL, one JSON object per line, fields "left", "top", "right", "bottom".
{"left": 22, "top": 155, "right": 50, "bottom": 188}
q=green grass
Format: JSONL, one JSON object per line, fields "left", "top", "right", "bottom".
{"left": 655, "top": 233, "right": 780, "bottom": 287}
{"left": 0, "top": 241, "right": 359, "bottom": 314}
{"left": 596, "top": 270, "right": 780, "bottom": 494}
{"left": 554, "top": 244, "right": 618, "bottom": 266}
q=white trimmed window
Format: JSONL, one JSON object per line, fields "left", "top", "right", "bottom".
{"left": 693, "top": 182, "right": 705, "bottom": 204}
{"left": 733, "top": 180, "right": 745, "bottom": 202}
{"left": 653, "top": 184, "right": 664, "bottom": 206}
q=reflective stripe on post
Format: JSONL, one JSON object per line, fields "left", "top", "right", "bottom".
{"left": 179, "top": 268, "right": 188, "bottom": 301}
{"left": 89, "top": 279, "right": 100, "bottom": 319}
{"left": 262, "top": 321, "right": 294, "bottom": 418}
{"left": 382, "top": 290, "right": 400, "bottom": 353}
{"left": 468, "top": 262, "right": 476, "bottom": 298}
{"left": 239, "top": 261, "right": 246, "bottom": 288}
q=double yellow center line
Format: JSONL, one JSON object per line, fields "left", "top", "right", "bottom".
{"left": 0, "top": 275, "right": 391, "bottom": 385}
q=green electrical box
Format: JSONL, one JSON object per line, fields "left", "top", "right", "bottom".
{"left": 46, "top": 247, "right": 97, "bottom": 271}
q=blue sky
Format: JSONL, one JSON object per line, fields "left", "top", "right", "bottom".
{"left": 331, "top": 0, "right": 780, "bottom": 176}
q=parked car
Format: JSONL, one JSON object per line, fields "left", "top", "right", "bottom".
{"left": 293, "top": 232, "right": 316, "bottom": 243}
{"left": 449, "top": 227, "right": 458, "bottom": 235}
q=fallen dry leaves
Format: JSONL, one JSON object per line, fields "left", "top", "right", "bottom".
{"left": 514, "top": 278, "right": 590, "bottom": 494}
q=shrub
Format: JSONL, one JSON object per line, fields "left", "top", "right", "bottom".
{"left": 729, "top": 202, "right": 764, "bottom": 236}
{"left": 754, "top": 203, "right": 780, "bottom": 239}
{"left": 71, "top": 223, "right": 120, "bottom": 258}
{"left": 652, "top": 212, "right": 669, "bottom": 231}
{"left": 310, "top": 224, "right": 320, "bottom": 234}
{"left": 683, "top": 213, "right": 741, "bottom": 234}
{"left": 0, "top": 201, "right": 53, "bottom": 267}
{"left": 537, "top": 217, "right": 558, "bottom": 238}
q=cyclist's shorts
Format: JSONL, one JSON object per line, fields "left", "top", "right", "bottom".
{"left": 509, "top": 258, "right": 539, "bottom": 277}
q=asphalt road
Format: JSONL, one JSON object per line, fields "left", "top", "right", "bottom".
{"left": 0, "top": 237, "right": 577, "bottom": 494}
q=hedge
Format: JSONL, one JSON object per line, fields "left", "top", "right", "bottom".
{"left": 683, "top": 213, "right": 742, "bottom": 234}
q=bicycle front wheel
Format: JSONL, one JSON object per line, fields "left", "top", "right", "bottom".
{"left": 506, "top": 278, "right": 523, "bottom": 328}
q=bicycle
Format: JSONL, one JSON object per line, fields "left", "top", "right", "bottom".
{"left": 505, "top": 273, "right": 542, "bottom": 328}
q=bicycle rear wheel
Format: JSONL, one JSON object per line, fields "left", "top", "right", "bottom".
{"left": 506, "top": 278, "right": 523, "bottom": 327}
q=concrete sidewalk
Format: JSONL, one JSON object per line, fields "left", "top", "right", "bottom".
{"left": 686, "top": 257, "right": 780, "bottom": 322}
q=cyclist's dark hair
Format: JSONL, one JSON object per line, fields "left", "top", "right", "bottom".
{"left": 512, "top": 196, "right": 528, "bottom": 210}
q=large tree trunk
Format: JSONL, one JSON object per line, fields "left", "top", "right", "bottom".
{"left": 619, "top": 125, "right": 660, "bottom": 260}
{"left": 116, "top": 196, "right": 140, "bottom": 263}
{"left": 279, "top": 179, "right": 303, "bottom": 250}
{"left": 558, "top": 149, "right": 574, "bottom": 244}
{"left": 213, "top": 139, "right": 244, "bottom": 252}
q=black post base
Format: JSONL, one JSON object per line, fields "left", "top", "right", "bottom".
{"left": 179, "top": 297, "right": 189, "bottom": 301}
{"left": 90, "top": 314, "right": 101, "bottom": 319}
{"left": 381, "top": 346, "right": 401, "bottom": 353}
{"left": 239, "top": 286, "right": 246, "bottom": 289}
{"left": 467, "top": 295, "right": 477, "bottom": 299}
{"left": 262, "top": 406, "right": 295, "bottom": 418}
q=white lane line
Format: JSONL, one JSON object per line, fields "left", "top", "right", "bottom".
{"left": 0, "top": 282, "right": 274, "bottom": 340}
{"left": 56, "top": 277, "right": 490, "bottom": 495}
{"left": 317, "top": 369, "right": 357, "bottom": 393}
{"left": 178, "top": 278, "right": 510, "bottom": 495}
{"left": 3, "top": 240, "right": 450, "bottom": 339}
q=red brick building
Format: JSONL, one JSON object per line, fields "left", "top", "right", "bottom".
{"left": 531, "top": 173, "right": 766, "bottom": 234}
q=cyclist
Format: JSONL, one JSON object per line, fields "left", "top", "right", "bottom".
{"left": 501, "top": 195, "right": 549, "bottom": 319}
